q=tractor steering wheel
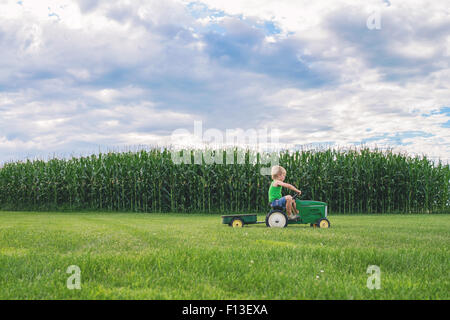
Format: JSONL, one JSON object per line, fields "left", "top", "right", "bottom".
{"left": 292, "top": 191, "right": 302, "bottom": 200}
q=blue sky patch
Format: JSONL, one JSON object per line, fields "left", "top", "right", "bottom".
{"left": 253, "top": 20, "right": 282, "bottom": 36}
{"left": 422, "top": 106, "right": 450, "bottom": 117}
{"left": 187, "top": 1, "right": 226, "bottom": 19}
{"left": 356, "top": 131, "right": 434, "bottom": 146}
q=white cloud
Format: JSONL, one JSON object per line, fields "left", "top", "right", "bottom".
{"left": 391, "top": 41, "right": 437, "bottom": 59}
{"left": 85, "top": 86, "right": 146, "bottom": 103}
{"left": 0, "top": 0, "right": 449, "bottom": 164}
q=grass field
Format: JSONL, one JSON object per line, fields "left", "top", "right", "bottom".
{"left": 0, "top": 211, "right": 448, "bottom": 299}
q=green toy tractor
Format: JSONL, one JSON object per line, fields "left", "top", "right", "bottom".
{"left": 266, "top": 193, "right": 330, "bottom": 228}
{"left": 222, "top": 193, "right": 330, "bottom": 228}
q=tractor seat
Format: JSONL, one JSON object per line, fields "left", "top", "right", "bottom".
{"left": 269, "top": 202, "right": 285, "bottom": 211}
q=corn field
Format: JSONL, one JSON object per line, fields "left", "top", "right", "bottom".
{"left": 0, "top": 148, "right": 448, "bottom": 214}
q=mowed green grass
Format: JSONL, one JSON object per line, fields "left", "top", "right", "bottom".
{"left": 0, "top": 212, "right": 448, "bottom": 300}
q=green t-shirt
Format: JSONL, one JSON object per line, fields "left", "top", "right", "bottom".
{"left": 268, "top": 181, "right": 282, "bottom": 202}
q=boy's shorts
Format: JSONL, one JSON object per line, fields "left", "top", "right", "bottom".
{"left": 270, "top": 197, "right": 287, "bottom": 208}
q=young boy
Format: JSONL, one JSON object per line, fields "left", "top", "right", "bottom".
{"left": 268, "top": 165, "right": 302, "bottom": 219}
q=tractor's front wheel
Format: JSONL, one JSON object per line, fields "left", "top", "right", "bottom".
{"left": 317, "top": 218, "right": 330, "bottom": 228}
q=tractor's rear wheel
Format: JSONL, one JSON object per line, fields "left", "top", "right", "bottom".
{"left": 266, "top": 211, "right": 288, "bottom": 228}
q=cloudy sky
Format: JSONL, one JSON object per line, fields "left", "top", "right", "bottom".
{"left": 0, "top": 0, "right": 449, "bottom": 164}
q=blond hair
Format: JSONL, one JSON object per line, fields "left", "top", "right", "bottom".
{"left": 271, "top": 165, "right": 286, "bottom": 180}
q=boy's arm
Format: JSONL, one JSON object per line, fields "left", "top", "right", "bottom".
{"left": 276, "top": 181, "right": 302, "bottom": 194}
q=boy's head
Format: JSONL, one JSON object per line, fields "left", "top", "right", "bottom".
{"left": 271, "top": 165, "right": 286, "bottom": 180}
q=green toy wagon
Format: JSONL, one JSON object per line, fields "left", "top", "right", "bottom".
{"left": 221, "top": 193, "right": 330, "bottom": 228}
{"left": 221, "top": 214, "right": 264, "bottom": 227}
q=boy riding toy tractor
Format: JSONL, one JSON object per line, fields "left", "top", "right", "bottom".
{"left": 222, "top": 165, "right": 330, "bottom": 228}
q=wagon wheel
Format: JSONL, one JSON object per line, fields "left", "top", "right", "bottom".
{"left": 231, "top": 218, "right": 244, "bottom": 228}
{"left": 317, "top": 218, "right": 330, "bottom": 228}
